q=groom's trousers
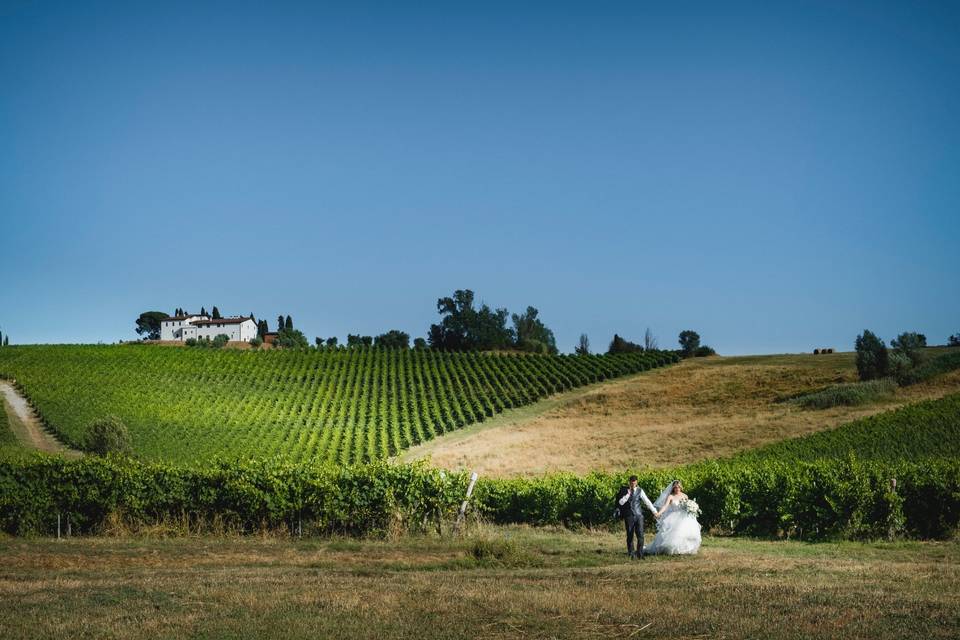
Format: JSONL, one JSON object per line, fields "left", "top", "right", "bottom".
{"left": 624, "top": 515, "right": 643, "bottom": 556}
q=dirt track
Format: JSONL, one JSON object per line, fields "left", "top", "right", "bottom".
{"left": 1, "top": 381, "right": 79, "bottom": 455}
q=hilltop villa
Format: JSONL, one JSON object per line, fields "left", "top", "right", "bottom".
{"left": 160, "top": 313, "right": 258, "bottom": 342}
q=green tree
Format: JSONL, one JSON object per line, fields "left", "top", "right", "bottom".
{"left": 285, "top": 315, "right": 293, "bottom": 331}
{"left": 274, "top": 328, "right": 309, "bottom": 349}
{"left": 135, "top": 311, "right": 168, "bottom": 340}
{"left": 855, "top": 330, "right": 889, "bottom": 381}
{"left": 326, "top": 337, "right": 338, "bottom": 347}
{"left": 200, "top": 307, "right": 207, "bottom": 316}
{"left": 249, "top": 336, "right": 263, "bottom": 348}
{"left": 413, "top": 337, "right": 427, "bottom": 349}
{"left": 84, "top": 416, "right": 132, "bottom": 456}
{"left": 511, "top": 306, "right": 557, "bottom": 354}
{"left": 375, "top": 330, "right": 410, "bottom": 349}
{"left": 211, "top": 306, "right": 222, "bottom": 319}
{"left": 428, "top": 289, "right": 513, "bottom": 351}
{"left": 891, "top": 331, "right": 926, "bottom": 366}
{"left": 575, "top": 333, "right": 590, "bottom": 356}
{"left": 608, "top": 334, "right": 644, "bottom": 354}
{"left": 950, "top": 333, "right": 960, "bottom": 347}
{"left": 277, "top": 315, "right": 285, "bottom": 332}
{"left": 258, "top": 320, "right": 269, "bottom": 338}
{"left": 211, "top": 334, "right": 230, "bottom": 348}
{"left": 678, "top": 330, "right": 701, "bottom": 357}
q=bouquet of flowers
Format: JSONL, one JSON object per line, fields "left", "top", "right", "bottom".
{"left": 678, "top": 497, "right": 701, "bottom": 517}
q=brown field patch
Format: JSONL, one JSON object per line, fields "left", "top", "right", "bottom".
{"left": 404, "top": 350, "right": 960, "bottom": 476}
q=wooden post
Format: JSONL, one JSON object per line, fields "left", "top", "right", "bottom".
{"left": 57, "top": 513, "right": 61, "bottom": 540}
{"left": 454, "top": 472, "right": 479, "bottom": 534}
{"left": 888, "top": 478, "right": 898, "bottom": 541}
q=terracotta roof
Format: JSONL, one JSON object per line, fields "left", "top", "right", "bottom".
{"left": 191, "top": 316, "right": 254, "bottom": 326}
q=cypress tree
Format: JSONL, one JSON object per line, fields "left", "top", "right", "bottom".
{"left": 212, "top": 306, "right": 221, "bottom": 319}
{"left": 277, "top": 315, "right": 285, "bottom": 332}
{"left": 200, "top": 307, "right": 207, "bottom": 317}
{"left": 285, "top": 315, "right": 293, "bottom": 331}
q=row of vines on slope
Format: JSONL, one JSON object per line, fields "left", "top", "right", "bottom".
{"left": 0, "top": 346, "right": 678, "bottom": 464}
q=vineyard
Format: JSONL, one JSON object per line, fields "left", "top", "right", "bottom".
{"left": 0, "top": 345, "right": 677, "bottom": 464}
{"left": 737, "top": 392, "right": 960, "bottom": 463}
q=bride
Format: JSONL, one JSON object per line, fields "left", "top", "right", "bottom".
{"left": 646, "top": 479, "right": 701, "bottom": 555}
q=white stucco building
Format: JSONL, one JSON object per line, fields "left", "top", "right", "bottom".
{"left": 160, "top": 314, "right": 258, "bottom": 342}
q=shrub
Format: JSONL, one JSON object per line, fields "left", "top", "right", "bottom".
{"left": 897, "top": 350, "right": 960, "bottom": 386}
{"left": 694, "top": 345, "right": 716, "bottom": 357}
{"left": 792, "top": 378, "right": 897, "bottom": 409}
{"left": 185, "top": 338, "right": 197, "bottom": 347}
{"left": 887, "top": 351, "right": 913, "bottom": 380}
{"left": 949, "top": 334, "right": 960, "bottom": 347}
{"left": 211, "top": 334, "right": 230, "bottom": 349}
{"left": 855, "top": 330, "right": 889, "bottom": 381}
{"left": 249, "top": 336, "right": 263, "bottom": 348}
{"left": 83, "top": 416, "right": 132, "bottom": 456}
{"left": 814, "top": 349, "right": 820, "bottom": 355}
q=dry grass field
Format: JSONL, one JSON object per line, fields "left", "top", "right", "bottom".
{"left": 404, "top": 350, "right": 960, "bottom": 476}
{"left": 1, "top": 528, "right": 957, "bottom": 640}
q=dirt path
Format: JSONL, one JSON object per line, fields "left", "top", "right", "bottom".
{"left": 1, "top": 381, "right": 80, "bottom": 456}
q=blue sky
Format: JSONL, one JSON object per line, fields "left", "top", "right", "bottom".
{"left": 1, "top": 1, "right": 958, "bottom": 354}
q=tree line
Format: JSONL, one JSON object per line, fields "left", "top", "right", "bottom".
{"left": 132, "top": 292, "right": 713, "bottom": 356}
{"left": 135, "top": 293, "right": 960, "bottom": 355}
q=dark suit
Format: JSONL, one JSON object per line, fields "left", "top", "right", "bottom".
{"left": 616, "top": 485, "right": 654, "bottom": 557}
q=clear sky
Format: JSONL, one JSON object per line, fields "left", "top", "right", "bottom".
{"left": 1, "top": 0, "right": 958, "bottom": 354}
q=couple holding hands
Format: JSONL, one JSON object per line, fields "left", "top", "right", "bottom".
{"left": 616, "top": 476, "right": 701, "bottom": 558}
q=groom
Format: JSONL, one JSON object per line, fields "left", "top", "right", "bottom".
{"left": 616, "top": 475, "right": 658, "bottom": 559}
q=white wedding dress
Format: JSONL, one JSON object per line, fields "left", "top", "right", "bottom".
{"left": 646, "top": 493, "right": 702, "bottom": 555}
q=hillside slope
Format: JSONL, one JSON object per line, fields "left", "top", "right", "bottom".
{"left": 0, "top": 345, "right": 675, "bottom": 464}
{"left": 407, "top": 350, "right": 960, "bottom": 476}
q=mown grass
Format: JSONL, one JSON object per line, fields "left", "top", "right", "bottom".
{"left": 0, "top": 527, "right": 957, "bottom": 639}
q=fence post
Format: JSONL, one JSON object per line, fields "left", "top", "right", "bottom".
{"left": 454, "top": 472, "right": 479, "bottom": 534}
{"left": 888, "top": 477, "right": 898, "bottom": 541}
{"left": 57, "top": 513, "right": 61, "bottom": 540}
